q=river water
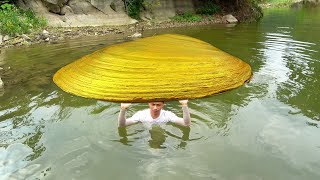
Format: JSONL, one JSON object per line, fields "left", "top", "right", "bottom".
{"left": 0, "top": 7, "right": 319, "bottom": 180}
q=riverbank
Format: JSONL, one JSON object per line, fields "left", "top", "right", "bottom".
{"left": 0, "top": 14, "right": 229, "bottom": 49}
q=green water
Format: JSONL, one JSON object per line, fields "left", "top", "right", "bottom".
{"left": 0, "top": 7, "right": 320, "bottom": 180}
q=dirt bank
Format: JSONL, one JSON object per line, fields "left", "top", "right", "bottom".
{"left": 0, "top": 14, "right": 228, "bottom": 49}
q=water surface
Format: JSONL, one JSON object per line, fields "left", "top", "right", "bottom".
{"left": 0, "top": 7, "right": 320, "bottom": 180}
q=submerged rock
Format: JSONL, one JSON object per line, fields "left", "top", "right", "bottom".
{"left": 128, "top": 32, "right": 142, "bottom": 38}
{"left": 223, "top": 14, "right": 238, "bottom": 24}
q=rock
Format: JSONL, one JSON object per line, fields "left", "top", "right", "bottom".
{"left": 21, "top": 34, "right": 31, "bottom": 41}
{"left": 43, "top": 0, "right": 66, "bottom": 13}
{"left": 115, "top": 30, "right": 124, "bottom": 34}
{"left": 107, "top": 28, "right": 115, "bottom": 32}
{"left": 140, "top": 11, "right": 153, "bottom": 21}
{"left": 0, "top": 77, "right": 3, "bottom": 88}
{"left": 57, "top": 37, "right": 64, "bottom": 41}
{"left": 60, "top": 16, "right": 67, "bottom": 22}
{"left": 46, "top": 3, "right": 61, "bottom": 14}
{"left": 109, "top": 0, "right": 125, "bottom": 13}
{"left": 17, "top": 0, "right": 139, "bottom": 27}
{"left": 42, "top": 30, "right": 49, "bottom": 34}
{"left": 44, "top": 0, "right": 66, "bottom": 13}
{"left": 0, "top": 35, "right": 2, "bottom": 44}
{"left": 69, "top": 0, "right": 96, "bottom": 14}
{"left": 12, "top": 38, "right": 24, "bottom": 45}
{"left": 42, "top": 30, "right": 50, "bottom": 39}
{"left": 45, "top": 0, "right": 59, "bottom": 4}
{"left": 90, "top": 0, "right": 124, "bottom": 14}
{"left": 110, "top": 1, "right": 116, "bottom": 11}
{"left": 45, "top": 38, "right": 50, "bottom": 42}
{"left": 128, "top": 32, "right": 142, "bottom": 38}
{"left": 3, "top": 35, "right": 10, "bottom": 41}
{"left": 60, "top": 5, "right": 73, "bottom": 15}
{"left": 223, "top": 14, "right": 238, "bottom": 24}
{"left": 64, "top": 29, "right": 72, "bottom": 33}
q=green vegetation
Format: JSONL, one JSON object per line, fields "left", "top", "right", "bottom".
{"left": 251, "top": 0, "right": 264, "bottom": 20}
{"left": 0, "top": 0, "right": 17, "bottom": 5}
{"left": 196, "top": 1, "right": 221, "bottom": 15}
{"left": 0, "top": 3, "right": 47, "bottom": 36}
{"left": 125, "top": 0, "right": 263, "bottom": 22}
{"left": 125, "top": 0, "right": 220, "bottom": 20}
{"left": 125, "top": 0, "right": 144, "bottom": 19}
{"left": 257, "top": 0, "right": 296, "bottom": 7}
{"left": 125, "top": 0, "right": 161, "bottom": 19}
{"left": 171, "top": 12, "right": 202, "bottom": 22}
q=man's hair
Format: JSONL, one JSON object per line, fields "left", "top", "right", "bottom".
{"left": 149, "top": 101, "right": 165, "bottom": 104}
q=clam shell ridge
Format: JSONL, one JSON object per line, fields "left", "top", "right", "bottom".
{"left": 53, "top": 34, "right": 252, "bottom": 102}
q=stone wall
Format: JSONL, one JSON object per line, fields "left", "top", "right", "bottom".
{"left": 17, "top": 0, "right": 200, "bottom": 27}
{"left": 17, "top": 0, "right": 137, "bottom": 27}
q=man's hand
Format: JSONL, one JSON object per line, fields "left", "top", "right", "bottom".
{"left": 179, "top": 99, "right": 188, "bottom": 106}
{"left": 120, "top": 103, "right": 131, "bottom": 110}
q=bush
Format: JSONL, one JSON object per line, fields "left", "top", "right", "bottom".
{"left": 251, "top": 0, "right": 263, "bottom": 20}
{"left": 171, "top": 12, "right": 202, "bottom": 22}
{"left": 125, "top": 0, "right": 144, "bottom": 19}
{"left": 0, "top": 4, "right": 47, "bottom": 36}
{"left": 196, "top": 1, "right": 221, "bottom": 15}
{"left": 0, "top": 0, "right": 17, "bottom": 5}
{"left": 124, "top": 0, "right": 160, "bottom": 19}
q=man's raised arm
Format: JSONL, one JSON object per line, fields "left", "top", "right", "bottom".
{"left": 174, "top": 100, "right": 191, "bottom": 126}
{"left": 118, "top": 103, "right": 131, "bottom": 127}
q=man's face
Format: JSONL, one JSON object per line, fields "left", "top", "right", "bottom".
{"left": 148, "top": 102, "right": 164, "bottom": 113}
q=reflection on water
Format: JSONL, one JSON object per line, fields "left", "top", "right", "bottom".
{"left": 0, "top": 7, "right": 320, "bottom": 180}
{"left": 0, "top": 143, "right": 34, "bottom": 179}
{"left": 117, "top": 124, "right": 193, "bottom": 149}
{"left": 258, "top": 28, "right": 319, "bottom": 120}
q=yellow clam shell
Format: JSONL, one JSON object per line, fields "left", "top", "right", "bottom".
{"left": 53, "top": 34, "right": 252, "bottom": 102}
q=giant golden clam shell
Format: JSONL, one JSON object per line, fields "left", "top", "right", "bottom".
{"left": 53, "top": 34, "right": 252, "bottom": 102}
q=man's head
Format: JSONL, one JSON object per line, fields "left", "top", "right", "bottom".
{"left": 148, "top": 102, "right": 165, "bottom": 113}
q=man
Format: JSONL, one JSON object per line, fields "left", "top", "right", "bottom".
{"left": 118, "top": 100, "right": 191, "bottom": 127}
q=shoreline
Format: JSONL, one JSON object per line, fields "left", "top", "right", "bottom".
{"left": 0, "top": 15, "right": 226, "bottom": 49}
{"left": 1, "top": 0, "right": 317, "bottom": 49}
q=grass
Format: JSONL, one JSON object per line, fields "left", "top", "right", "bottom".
{"left": 171, "top": 12, "right": 202, "bottom": 23}
{"left": 0, "top": 4, "right": 47, "bottom": 36}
